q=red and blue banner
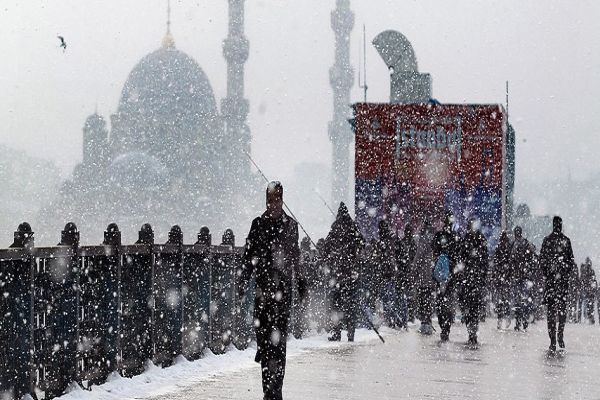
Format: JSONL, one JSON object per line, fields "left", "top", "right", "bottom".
{"left": 354, "top": 103, "right": 507, "bottom": 248}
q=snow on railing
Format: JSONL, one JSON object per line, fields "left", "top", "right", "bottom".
{"left": 0, "top": 222, "right": 258, "bottom": 400}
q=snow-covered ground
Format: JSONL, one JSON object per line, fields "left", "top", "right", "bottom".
{"left": 54, "top": 320, "right": 600, "bottom": 400}
{"left": 54, "top": 328, "right": 384, "bottom": 400}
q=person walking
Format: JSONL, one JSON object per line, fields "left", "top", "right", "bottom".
{"left": 323, "top": 202, "right": 365, "bottom": 341}
{"left": 459, "top": 218, "right": 489, "bottom": 345}
{"left": 375, "top": 220, "right": 400, "bottom": 328}
{"left": 432, "top": 213, "right": 460, "bottom": 342}
{"left": 415, "top": 220, "right": 435, "bottom": 335}
{"left": 539, "top": 216, "right": 576, "bottom": 353}
{"left": 492, "top": 232, "right": 513, "bottom": 329}
{"left": 580, "top": 257, "right": 597, "bottom": 324}
{"left": 397, "top": 225, "right": 417, "bottom": 328}
{"left": 511, "top": 226, "right": 534, "bottom": 331}
{"left": 239, "top": 182, "right": 306, "bottom": 400}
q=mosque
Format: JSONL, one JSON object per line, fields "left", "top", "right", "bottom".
{"left": 39, "top": 1, "right": 258, "bottom": 243}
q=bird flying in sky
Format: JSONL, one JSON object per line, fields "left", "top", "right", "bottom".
{"left": 57, "top": 35, "right": 67, "bottom": 52}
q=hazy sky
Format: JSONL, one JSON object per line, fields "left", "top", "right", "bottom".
{"left": 1, "top": 0, "right": 599, "bottom": 199}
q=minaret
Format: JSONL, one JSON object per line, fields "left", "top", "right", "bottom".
{"left": 222, "top": 0, "right": 251, "bottom": 180}
{"left": 329, "top": 0, "right": 354, "bottom": 207}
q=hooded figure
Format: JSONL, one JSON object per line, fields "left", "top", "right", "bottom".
{"left": 239, "top": 182, "right": 305, "bottom": 400}
{"left": 539, "top": 216, "right": 575, "bottom": 352}
{"left": 510, "top": 226, "right": 534, "bottom": 331}
{"left": 460, "top": 218, "right": 489, "bottom": 345}
{"left": 324, "top": 202, "right": 365, "bottom": 341}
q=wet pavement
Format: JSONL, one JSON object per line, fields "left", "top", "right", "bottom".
{"left": 149, "top": 321, "right": 600, "bottom": 400}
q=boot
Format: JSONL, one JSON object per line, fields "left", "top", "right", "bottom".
{"left": 440, "top": 329, "right": 450, "bottom": 342}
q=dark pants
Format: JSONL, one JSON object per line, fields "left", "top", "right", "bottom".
{"left": 495, "top": 285, "right": 511, "bottom": 321}
{"left": 330, "top": 281, "right": 357, "bottom": 340}
{"left": 463, "top": 288, "right": 483, "bottom": 340}
{"left": 436, "top": 284, "right": 454, "bottom": 339}
{"left": 514, "top": 282, "right": 531, "bottom": 330}
{"left": 546, "top": 296, "right": 567, "bottom": 348}
{"left": 255, "top": 303, "right": 290, "bottom": 400}
{"left": 417, "top": 284, "right": 434, "bottom": 325}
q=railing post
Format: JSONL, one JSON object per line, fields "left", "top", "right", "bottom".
{"left": 153, "top": 226, "right": 183, "bottom": 367}
{"left": 209, "top": 229, "right": 236, "bottom": 354}
{"left": 182, "top": 227, "right": 212, "bottom": 360}
{"left": 0, "top": 223, "right": 35, "bottom": 399}
{"left": 121, "top": 224, "right": 154, "bottom": 377}
{"left": 98, "top": 223, "right": 121, "bottom": 383}
{"left": 45, "top": 223, "right": 80, "bottom": 398}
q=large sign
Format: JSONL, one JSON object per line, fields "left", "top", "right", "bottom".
{"left": 354, "top": 103, "right": 507, "bottom": 247}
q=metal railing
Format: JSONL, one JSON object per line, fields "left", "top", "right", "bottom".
{"left": 0, "top": 222, "right": 256, "bottom": 400}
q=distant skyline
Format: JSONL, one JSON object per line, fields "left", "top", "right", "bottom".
{"left": 1, "top": 0, "right": 599, "bottom": 196}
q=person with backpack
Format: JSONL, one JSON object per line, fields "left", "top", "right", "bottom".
{"left": 459, "top": 217, "right": 489, "bottom": 346}
{"left": 432, "top": 212, "right": 461, "bottom": 342}
{"left": 539, "top": 216, "right": 576, "bottom": 352}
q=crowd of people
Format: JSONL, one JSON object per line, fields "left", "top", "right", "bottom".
{"left": 238, "top": 183, "right": 594, "bottom": 400}
{"left": 297, "top": 203, "right": 598, "bottom": 351}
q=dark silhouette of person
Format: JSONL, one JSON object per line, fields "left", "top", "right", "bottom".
{"left": 510, "top": 226, "right": 534, "bottom": 331}
{"left": 580, "top": 257, "right": 597, "bottom": 324}
{"left": 323, "top": 202, "right": 364, "bottom": 341}
{"left": 492, "top": 231, "right": 512, "bottom": 329}
{"left": 396, "top": 225, "right": 417, "bottom": 328}
{"left": 459, "top": 218, "right": 489, "bottom": 345}
{"left": 432, "top": 212, "right": 460, "bottom": 342}
{"left": 539, "top": 216, "right": 575, "bottom": 352}
{"left": 239, "top": 182, "right": 305, "bottom": 400}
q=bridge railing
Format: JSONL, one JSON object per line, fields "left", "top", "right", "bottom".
{"left": 0, "top": 222, "right": 256, "bottom": 400}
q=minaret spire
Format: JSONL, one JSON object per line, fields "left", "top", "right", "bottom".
{"left": 162, "top": 0, "right": 175, "bottom": 48}
{"left": 329, "top": 0, "right": 355, "bottom": 207}
{"left": 221, "top": 0, "right": 251, "bottom": 179}
{"left": 167, "top": 0, "right": 171, "bottom": 34}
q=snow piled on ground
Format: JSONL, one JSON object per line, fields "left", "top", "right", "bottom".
{"left": 54, "top": 328, "right": 388, "bottom": 400}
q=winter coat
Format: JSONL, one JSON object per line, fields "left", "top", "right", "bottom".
{"left": 414, "top": 228, "right": 435, "bottom": 289}
{"left": 396, "top": 234, "right": 417, "bottom": 289}
{"left": 240, "top": 211, "right": 303, "bottom": 322}
{"left": 460, "top": 230, "right": 489, "bottom": 293}
{"left": 539, "top": 230, "right": 575, "bottom": 303}
{"left": 510, "top": 237, "right": 533, "bottom": 284}
{"left": 324, "top": 204, "right": 365, "bottom": 287}
{"left": 375, "top": 234, "right": 397, "bottom": 282}
{"left": 492, "top": 235, "right": 512, "bottom": 291}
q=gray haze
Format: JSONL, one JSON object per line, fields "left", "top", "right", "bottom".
{"left": 1, "top": 1, "right": 599, "bottom": 245}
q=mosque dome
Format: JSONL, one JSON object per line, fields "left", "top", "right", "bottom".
{"left": 110, "top": 39, "right": 221, "bottom": 170}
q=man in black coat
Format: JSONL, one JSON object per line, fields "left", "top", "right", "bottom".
{"left": 239, "top": 182, "right": 305, "bottom": 400}
{"left": 324, "top": 202, "right": 364, "bottom": 341}
{"left": 432, "top": 213, "right": 460, "bottom": 342}
{"left": 539, "top": 216, "right": 576, "bottom": 352}
{"left": 460, "top": 218, "right": 489, "bottom": 345}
